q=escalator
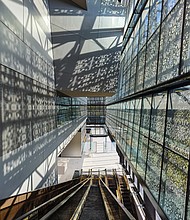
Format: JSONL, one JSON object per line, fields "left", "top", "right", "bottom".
{"left": 0, "top": 171, "right": 137, "bottom": 220}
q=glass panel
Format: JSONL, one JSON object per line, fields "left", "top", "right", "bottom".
{"left": 123, "top": 107, "right": 128, "bottom": 154}
{"left": 163, "top": 0, "right": 179, "bottom": 19}
{"left": 125, "top": 66, "right": 131, "bottom": 96}
{"left": 124, "top": 102, "right": 129, "bottom": 127}
{"left": 129, "top": 58, "right": 137, "bottom": 95}
{"left": 130, "top": 130, "right": 139, "bottom": 166}
{"left": 181, "top": 0, "right": 190, "bottom": 74}
{"left": 132, "top": 20, "right": 140, "bottom": 60}
{"left": 158, "top": 0, "right": 184, "bottom": 83}
{"left": 126, "top": 127, "right": 133, "bottom": 158}
{"left": 136, "top": 134, "right": 149, "bottom": 180}
{"left": 133, "top": 98, "right": 142, "bottom": 132}
{"left": 148, "top": 0, "right": 162, "bottom": 38}
{"left": 128, "top": 39, "right": 133, "bottom": 66}
{"left": 150, "top": 92, "right": 167, "bottom": 145}
{"left": 128, "top": 100, "right": 135, "bottom": 129}
{"left": 140, "top": 96, "right": 152, "bottom": 137}
{"left": 136, "top": 46, "right": 146, "bottom": 92}
{"left": 146, "top": 140, "right": 163, "bottom": 200}
{"left": 144, "top": 29, "right": 159, "bottom": 89}
{"left": 159, "top": 149, "right": 188, "bottom": 220}
{"left": 139, "top": 2, "right": 149, "bottom": 50}
{"left": 87, "top": 97, "right": 105, "bottom": 124}
{"left": 187, "top": 195, "right": 190, "bottom": 220}
{"left": 165, "top": 86, "right": 190, "bottom": 158}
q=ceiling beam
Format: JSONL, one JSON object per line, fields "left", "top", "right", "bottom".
{"left": 71, "top": 0, "right": 87, "bottom": 10}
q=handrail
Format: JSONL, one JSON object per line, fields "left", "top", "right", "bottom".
{"left": 122, "top": 172, "right": 130, "bottom": 191}
{"left": 15, "top": 178, "right": 90, "bottom": 220}
{"left": 99, "top": 177, "right": 136, "bottom": 220}
{"left": 70, "top": 178, "right": 92, "bottom": 220}
{"left": 104, "top": 169, "right": 109, "bottom": 187}
{"left": 99, "top": 179, "right": 115, "bottom": 220}
{"left": 40, "top": 178, "right": 91, "bottom": 220}
{"left": 113, "top": 169, "right": 124, "bottom": 204}
{"left": 0, "top": 177, "right": 81, "bottom": 211}
{"left": 123, "top": 171, "right": 146, "bottom": 220}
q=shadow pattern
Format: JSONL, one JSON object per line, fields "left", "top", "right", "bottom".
{"left": 49, "top": 0, "right": 126, "bottom": 94}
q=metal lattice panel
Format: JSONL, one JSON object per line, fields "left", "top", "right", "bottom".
{"left": 150, "top": 93, "right": 167, "bottom": 145}
{"left": 159, "top": 149, "right": 188, "bottom": 220}
{"left": 144, "top": 29, "right": 159, "bottom": 89}
{"left": 146, "top": 140, "right": 163, "bottom": 201}
{"left": 158, "top": 0, "right": 184, "bottom": 83}
{"left": 148, "top": 0, "right": 162, "bottom": 38}
{"left": 136, "top": 134, "right": 149, "bottom": 180}
{"left": 140, "top": 96, "right": 152, "bottom": 137}
{"left": 136, "top": 46, "right": 146, "bottom": 92}
{"left": 165, "top": 87, "right": 190, "bottom": 158}
{"left": 181, "top": 0, "right": 190, "bottom": 74}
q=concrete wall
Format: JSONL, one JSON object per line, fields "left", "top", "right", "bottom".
{"left": 0, "top": 0, "right": 55, "bottom": 154}
{"left": 0, "top": 116, "right": 86, "bottom": 199}
{"left": 49, "top": 0, "right": 126, "bottom": 96}
{"left": 0, "top": 0, "right": 54, "bottom": 86}
{"left": 0, "top": 0, "right": 86, "bottom": 199}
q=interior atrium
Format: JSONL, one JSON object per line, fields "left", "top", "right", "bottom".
{"left": 0, "top": 0, "right": 190, "bottom": 219}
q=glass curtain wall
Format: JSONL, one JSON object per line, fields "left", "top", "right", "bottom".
{"left": 106, "top": 87, "right": 190, "bottom": 220}
{"left": 87, "top": 97, "right": 106, "bottom": 124}
{"left": 118, "top": 0, "right": 189, "bottom": 99}
{"left": 106, "top": 0, "right": 190, "bottom": 219}
{"left": 56, "top": 94, "right": 87, "bottom": 127}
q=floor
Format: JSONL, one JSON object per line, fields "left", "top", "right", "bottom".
{"left": 58, "top": 133, "right": 122, "bottom": 183}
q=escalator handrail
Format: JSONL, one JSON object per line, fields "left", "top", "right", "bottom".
{"left": 122, "top": 171, "right": 146, "bottom": 220}
{"left": 99, "top": 177, "right": 136, "bottom": 220}
{"left": 113, "top": 169, "right": 124, "bottom": 204}
{"left": 0, "top": 178, "right": 81, "bottom": 211}
{"left": 70, "top": 178, "right": 92, "bottom": 220}
{"left": 40, "top": 178, "right": 91, "bottom": 220}
{"left": 15, "top": 178, "right": 90, "bottom": 220}
{"left": 99, "top": 178, "right": 115, "bottom": 220}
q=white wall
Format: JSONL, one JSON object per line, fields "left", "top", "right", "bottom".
{"left": 61, "top": 132, "right": 82, "bottom": 157}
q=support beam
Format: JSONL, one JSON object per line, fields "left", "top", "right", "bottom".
{"left": 71, "top": 0, "right": 87, "bottom": 10}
